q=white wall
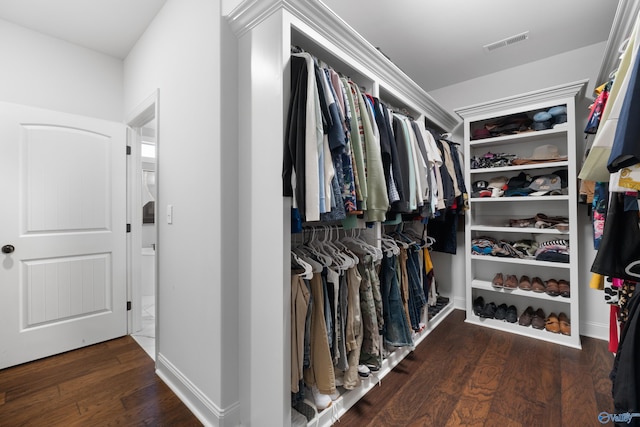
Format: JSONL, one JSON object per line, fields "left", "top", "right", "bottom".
{"left": 124, "top": 0, "right": 239, "bottom": 425}
{"left": 0, "top": 18, "right": 123, "bottom": 122}
{"left": 429, "top": 41, "right": 610, "bottom": 340}
{"left": 430, "top": 42, "right": 608, "bottom": 116}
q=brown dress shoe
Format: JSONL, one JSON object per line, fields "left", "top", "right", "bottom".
{"left": 492, "top": 273, "right": 504, "bottom": 288}
{"left": 532, "top": 308, "right": 546, "bottom": 329}
{"left": 559, "top": 312, "right": 571, "bottom": 335}
{"left": 546, "top": 279, "right": 560, "bottom": 297}
{"left": 519, "top": 306, "right": 534, "bottom": 326}
{"left": 519, "top": 275, "right": 531, "bottom": 291}
{"left": 545, "top": 313, "right": 560, "bottom": 333}
{"left": 558, "top": 280, "right": 570, "bottom": 298}
{"left": 504, "top": 274, "right": 518, "bottom": 289}
{"left": 531, "top": 277, "right": 545, "bottom": 293}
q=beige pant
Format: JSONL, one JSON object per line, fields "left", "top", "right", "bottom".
{"left": 291, "top": 274, "right": 310, "bottom": 393}
{"left": 399, "top": 248, "right": 412, "bottom": 332}
{"left": 303, "top": 273, "right": 336, "bottom": 395}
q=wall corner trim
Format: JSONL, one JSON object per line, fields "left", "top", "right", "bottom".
{"left": 156, "top": 353, "right": 241, "bottom": 427}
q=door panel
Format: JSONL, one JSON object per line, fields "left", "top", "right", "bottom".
{"left": 0, "top": 102, "right": 127, "bottom": 370}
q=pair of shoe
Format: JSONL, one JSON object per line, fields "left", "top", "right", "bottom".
{"left": 494, "top": 303, "right": 518, "bottom": 323}
{"left": 473, "top": 296, "right": 495, "bottom": 318}
{"left": 518, "top": 306, "right": 546, "bottom": 329}
{"left": 545, "top": 312, "right": 571, "bottom": 335}
{"left": 531, "top": 277, "right": 570, "bottom": 297}
{"left": 492, "top": 273, "right": 518, "bottom": 289}
{"left": 473, "top": 297, "right": 517, "bottom": 322}
{"left": 546, "top": 279, "right": 570, "bottom": 297}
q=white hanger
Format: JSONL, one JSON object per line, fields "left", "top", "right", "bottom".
{"left": 291, "top": 251, "right": 313, "bottom": 279}
{"left": 293, "top": 246, "right": 323, "bottom": 273}
{"left": 625, "top": 260, "right": 640, "bottom": 278}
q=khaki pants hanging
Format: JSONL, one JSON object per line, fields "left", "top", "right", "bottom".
{"left": 291, "top": 274, "right": 310, "bottom": 393}
{"left": 303, "top": 273, "right": 336, "bottom": 395}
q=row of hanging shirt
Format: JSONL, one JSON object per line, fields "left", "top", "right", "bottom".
{"left": 578, "top": 11, "right": 640, "bottom": 416}
{"left": 283, "top": 47, "right": 468, "bottom": 232}
{"left": 290, "top": 226, "right": 437, "bottom": 408}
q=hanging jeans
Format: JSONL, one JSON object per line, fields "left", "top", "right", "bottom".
{"left": 358, "top": 255, "right": 381, "bottom": 367}
{"left": 342, "top": 265, "right": 363, "bottom": 390}
{"left": 380, "top": 254, "right": 413, "bottom": 347}
{"left": 303, "top": 273, "right": 336, "bottom": 395}
{"left": 407, "top": 248, "right": 428, "bottom": 331}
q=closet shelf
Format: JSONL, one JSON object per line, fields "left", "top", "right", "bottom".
{"left": 468, "top": 128, "right": 567, "bottom": 148}
{"left": 470, "top": 255, "right": 571, "bottom": 269}
{"left": 470, "top": 225, "right": 569, "bottom": 235}
{"left": 471, "top": 280, "right": 571, "bottom": 302}
{"left": 469, "top": 161, "right": 569, "bottom": 175}
{"left": 470, "top": 195, "right": 570, "bottom": 203}
{"left": 465, "top": 314, "right": 579, "bottom": 349}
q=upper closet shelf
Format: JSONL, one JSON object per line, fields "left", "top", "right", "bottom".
{"left": 469, "top": 127, "right": 567, "bottom": 147}
{"left": 470, "top": 161, "right": 569, "bottom": 175}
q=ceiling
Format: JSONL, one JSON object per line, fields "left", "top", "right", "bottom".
{"left": 0, "top": 0, "right": 167, "bottom": 58}
{"left": 0, "top": 0, "right": 620, "bottom": 90}
{"left": 321, "top": 0, "right": 619, "bottom": 91}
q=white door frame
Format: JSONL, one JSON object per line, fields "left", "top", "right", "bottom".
{"left": 126, "top": 90, "right": 159, "bottom": 358}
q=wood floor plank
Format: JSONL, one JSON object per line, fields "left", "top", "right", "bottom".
{"left": 445, "top": 332, "right": 512, "bottom": 427}
{"left": 0, "top": 336, "right": 200, "bottom": 426}
{"left": 489, "top": 334, "right": 560, "bottom": 426}
{"left": 0, "top": 310, "right": 616, "bottom": 426}
{"left": 336, "top": 310, "right": 615, "bottom": 427}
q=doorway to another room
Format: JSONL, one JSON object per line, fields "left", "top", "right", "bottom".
{"left": 127, "top": 92, "right": 158, "bottom": 361}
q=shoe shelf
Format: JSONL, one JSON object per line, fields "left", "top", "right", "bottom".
{"left": 456, "top": 80, "right": 588, "bottom": 349}
{"left": 471, "top": 280, "right": 571, "bottom": 303}
{"left": 466, "top": 313, "right": 579, "bottom": 349}
{"left": 470, "top": 254, "right": 571, "bottom": 269}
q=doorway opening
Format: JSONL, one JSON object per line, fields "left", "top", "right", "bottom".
{"left": 127, "top": 91, "right": 159, "bottom": 361}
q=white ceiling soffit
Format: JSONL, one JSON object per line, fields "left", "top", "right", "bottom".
{"left": 321, "top": 0, "right": 619, "bottom": 91}
{"left": 0, "top": 0, "right": 168, "bottom": 58}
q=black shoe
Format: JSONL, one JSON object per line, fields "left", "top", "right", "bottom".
{"left": 506, "top": 305, "right": 518, "bottom": 323}
{"left": 479, "top": 302, "right": 497, "bottom": 319}
{"left": 494, "top": 303, "right": 508, "bottom": 320}
{"left": 473, "top": 296, "right": 485, "bottom": 316}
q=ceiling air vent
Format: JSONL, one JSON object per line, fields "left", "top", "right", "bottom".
{"left": 483, "top": 31, "right": 530, "bottom": 52}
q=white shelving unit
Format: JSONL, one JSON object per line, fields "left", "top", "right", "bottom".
{"left": 227, "top": 1, "right": 461, "bottom": 425}
{"left": 455, "top": 80, "right": 588, "bottom": 349}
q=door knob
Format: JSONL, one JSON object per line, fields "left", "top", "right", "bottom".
{"left": 2, "top": 245, "right": 15, "bottom": 254}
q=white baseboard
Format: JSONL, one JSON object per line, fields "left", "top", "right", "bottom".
{"left": 453, "top": 296, "right": 466, "bottom": 310}
{"left": 156, "top": 353, "right": 240, "bottom": 427}
{"left": 580, "top": 321, "right": 609, "bottom": 342}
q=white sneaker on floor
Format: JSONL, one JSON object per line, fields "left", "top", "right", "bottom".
{"left": 358, "top": 364, "right": 370, "bottom": 377}
{"left": 310, "top": 385, "right": 332, "bottom": 410}
{"left": 329, "top": 389, "right": 340, "bottom": 401}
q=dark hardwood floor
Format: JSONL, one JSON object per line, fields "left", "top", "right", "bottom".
{"left": 0, "top": 310, "right": 615, "bottom": 426}
{"left": 0, "top": 335, "right": 202, "bottom": 427}
{"left": 337, "top": 309, "right": 615, "bottom": 427}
